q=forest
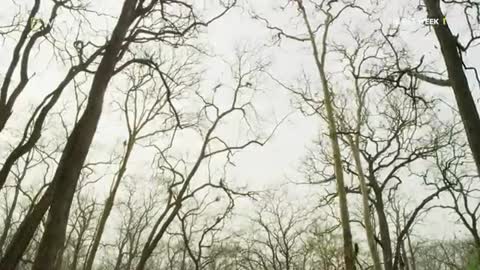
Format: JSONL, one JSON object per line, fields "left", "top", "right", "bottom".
{"left": 0, "top": 0, "right": 479, "bottom": 269}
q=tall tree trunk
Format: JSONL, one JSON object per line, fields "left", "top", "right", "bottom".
{"left": 1, "top": 1, "right": 140, "bottom": 270}
{"left": 83, "top": 140, "right": 134, "bottom": 270}
{"left": 372, "top": 183, "right": 393, "bottom": 270}
{"left": 406, "top": 231, "right": 416, "bottom": 270}
{"left": 0, "top": 53, "right": 100, "bottom": 191}
{"left": 423, "top": 0, "right": 480, "bottom": 176}
{"left": 113, "top": 244, "right": 126, "bottom": 270}
{"left": 401, "top": 241, "right": 409, "bottom": 270}
{"left": 295, "top": 1, "right": 355, "bottom": 269}
{"left": 70, "top": 215, "right": 91, "bottom": 270}
{"left": 340, "top": 74, "right": 382, "bottom": 270}
{"left": 30, "top": 0, "right": 138, "bottom": 266}
{"left": 347, "top": 135, "right": 383, "bottom": 270}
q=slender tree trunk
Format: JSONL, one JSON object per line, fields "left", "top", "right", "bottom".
{"left": 83, "top": 141, "right": 134, "bottom": 270}
{"left": 136, "top": 134, "right": 212, "bottom": 270}
{"left": 0, "top": 0, "right": 40, "bottom": 132}
{"left": 401, "top": 241, "right": 410, "bottom": 270}
{"left": 406, "top": 232, "right": 416, "bottom": 270}
{"left": 347, "top": 135, "right": 383, "bottom": 270}
{"left": 113, "top": 247, "right": 125, "bottom": 270}
{"left": 71, "top": 222, "right": 89, "bottom": 270}
{"left": 423, "top": 0, "right": 480, "bottom": 176}
{"left": 136, "top": 199, "right": 183, "bottom": 270}
{"left": 0, "top": 181, "right": 21, "bottom": 255}
{"left": 372, "top": 184, "right": 393, "bottom": 270}
{"left": 295, "top": 2, "right": 355, "bottom": 269}
{"left": 0, "top": 57, "right": 99, "bottom": 191}
{"left": 339, "top": 74, "right": 382, "bottom": 270}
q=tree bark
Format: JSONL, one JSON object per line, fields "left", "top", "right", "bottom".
{"left": 371, "top": 182, "right": 393, "bottom": 270}
{"left": 295, "top": 2, "right": 355, "bottom": 269}
{"left": 347, "top": 136, "right": 383, "bottom": 270}
{"left": 340, "top": 73, "right": 382, "bottom": 270}
{"left": 0, "top": 65, "right": 92, "bottom": 191}
{"left": 28, "top": 1, "right": 139, "bottom": 269}
{"left": 83, "top": 140, "right": 134, "bottom": 270}
{"left": 423, "top": 0, "right": 480, "bottom": 176}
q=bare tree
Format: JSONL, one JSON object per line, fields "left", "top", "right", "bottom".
{"left": 242, "top": 195, "right": 311, "bottom": 270}
{"left": 83, "top": 40, "right": 194, "bottom": 270}
{"left": 0, "top": 1, "right": 237, "bottom": 269}
{"left": 0, "top": 0, "right": 104, "bottom": 191}
{"left": 1, "top": 1, "right": 479, "bottom": 270}
{"left": 422, "top": 0, "right": 480, "bottom": 176}
{"left": 133, "top": 52, "right": 273, "bottom": 270}
{"left": 106, "top": 185, "right": 160, "bottom": 270}
{"left": 61, "top": 194, "right": 96, "bottom": 270}
{"left": 254, "top": 1, "right": 369, "bottom": 267}
{"left": 432, "top": 126, "right": 480, "bottom": 260}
